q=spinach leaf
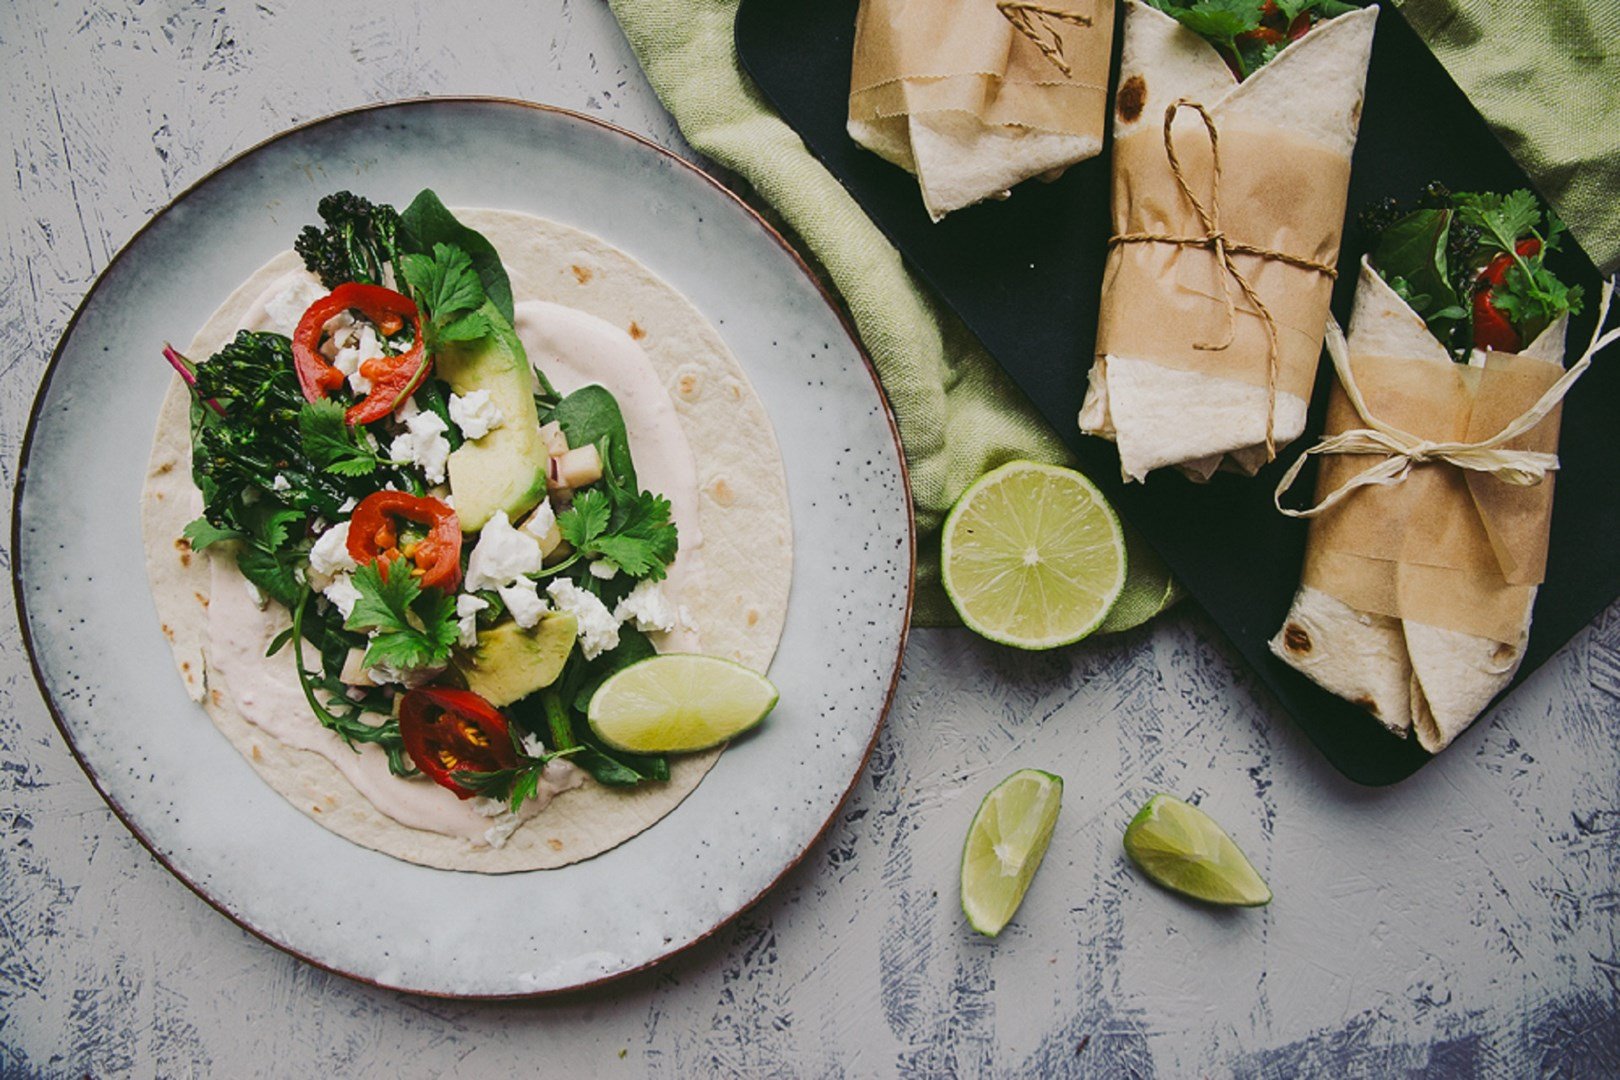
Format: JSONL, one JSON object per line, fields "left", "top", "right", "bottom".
{"left": 1371, "top": 208, "right": 1465, "bottom": 341}
{"left": 552, "top": 384, "right": 636, "bottom": 489}
{"left": 399, "top": 190, "right": 514, "bottom": 323}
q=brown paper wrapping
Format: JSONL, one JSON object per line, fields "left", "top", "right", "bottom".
{"left": 1095, "top": 123, "right": 1351, "bottom": 402}
{"left": 1302, "top": 350, "right": 1564, "bottom": 644}
{"left": 849, "top": 0, "right": 1112, "bottom": 141}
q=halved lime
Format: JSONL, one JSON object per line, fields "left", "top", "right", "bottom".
{"left": 961, "top": 769, "right": 1064, "bottom": 936}
{"left": 1123, "top": 795, "right": 1271, "bottom": 906}
{"left": 941, "top": 461, "right": 1127, "bottom": 649}
{"left": 586, "top": 654, "right": 778, "bottom": 754}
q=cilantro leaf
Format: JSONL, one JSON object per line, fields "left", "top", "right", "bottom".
{"left": 345, "top": 561, "right": 459, "bottom": 672}
{"left": 182, "top": 517, "right": 245, "bottom": 551}
{"left": 236, "top": 544, "right": 304, "bottom": 610}
{"left": 557, "top": 488, "right": 612, "bottom": 549}
{"left": 399, "top": 243, "right": 486, "bottom": 324}
{"left": 590, "top": 491, "right": 677, "bottom": 579}
{"left": 437, "top": 311, "right": 493, "bottom": 342}
{"left": 299, "top": 399, "right": 385, "bottom": 477}
{"left": 1455, "top": 189, "right": 1542, "bottom": 255}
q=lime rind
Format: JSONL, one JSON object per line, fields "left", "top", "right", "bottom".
{"left": 586, "top": 654, "right": 778, "bottom": 754}
{"left": 941, "top": 461, "right": 1127, "bottom": 650}
{"left": 1123, "top": 794, "right": 1271, "bottom": 907}
{"left": 961, "top": 769, "right": 1064, "bottom": 936}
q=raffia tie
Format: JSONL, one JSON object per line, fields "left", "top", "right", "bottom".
{"left": 997, "top": 1, "right": 1093, "bottom": 77}
{"left": 1108, "top": 99, "right": 1339, "bottom": 458}
{"left": 1274, "top": 278, "right": 1620, "bottom": 519}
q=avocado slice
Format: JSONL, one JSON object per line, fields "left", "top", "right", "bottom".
{"left": 455, "top": 612, "right": 578, "bottom": 708}
{"left": 435, "top": 301, "right": 550, "bottom": 531}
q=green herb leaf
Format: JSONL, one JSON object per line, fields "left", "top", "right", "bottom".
{"left": 299, "top": 399, "right": 386, "bottom": 477}
{"left": 557, "top": 488, "right": 612, "bottom": 549}
{"left": 346, "top": 561, "right": 459, "bottom": 672}
{"left": 182, "top": 517, "right": 245, "bottom": 551}
{"left": 398, "top": 243, "right": 486, "bottom": 325}
{"left": 399, "top": 190, "right": 515, "bottom": 323}
{"left": 436, "top": 311, "right": 493, "bottom": 342}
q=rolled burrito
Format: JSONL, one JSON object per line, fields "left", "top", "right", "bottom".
{"left": 1272, "top": 260, "right": 1578, "bottom": 752}
{"left": 849, "top": 0, "right": 1114, "bottom": 221}
{"left": 1079, "top": 0, "right": 1377, "bottom": 482}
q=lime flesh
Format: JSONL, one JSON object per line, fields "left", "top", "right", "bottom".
{"left": 941, "top": 461, "right": 1127, "bottom": 649}
{"left": 961, "top": 769, "right": 1064, "bottom": 936}
{"left": 586, "top": 654, "right": 778, "bottom": 754}
{"left": 1123, "top": 795, "right": 1271, "bottom": 906}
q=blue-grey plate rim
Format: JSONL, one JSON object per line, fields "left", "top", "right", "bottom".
{"left": 11, "top": 97, "right": 915, "bottom": 999}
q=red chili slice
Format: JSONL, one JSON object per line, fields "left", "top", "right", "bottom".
{"left": 346, "top": 491, "right": 463, "bottom": 592}
{"left": 398, "top": 687, "right": 521, "bottom": 798}
{"left": 1472, "top": 238, "right": 1542, "bottom": 352}
{"left": 291, "top": 283, "right": 429, "bottom": 426}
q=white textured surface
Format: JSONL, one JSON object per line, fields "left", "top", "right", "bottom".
{"left": 2, "top": 2, "right": 1618, "bottom": 1076}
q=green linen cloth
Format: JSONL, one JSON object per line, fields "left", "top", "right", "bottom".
{"left": 1395, "top": 0, "right": 1620, "bottom": 274}
{"left": 607, "top": 0, "right": 1176, "bottom": 628}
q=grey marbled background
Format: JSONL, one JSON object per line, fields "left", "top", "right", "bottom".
{"left": 2, "top": 1, "right": 1617, "bottom": 1076}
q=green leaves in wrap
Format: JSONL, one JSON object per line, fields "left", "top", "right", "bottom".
{"left": 1143, "top": 0, "right": 1360, "bottom": 80}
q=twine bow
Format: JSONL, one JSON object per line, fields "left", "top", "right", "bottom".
{"left": 1108, "top": 99, "right": 1339, "bottom": 458}
{"left": 997, "top": 1, "right": 1093, "bottom": 77}
{"left": 1274, "top": 279, "right": 1620, "bottom": 520}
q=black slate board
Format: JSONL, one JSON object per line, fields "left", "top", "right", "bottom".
{"left": 735, "top": 0, "right": 1615, "bottom": 784}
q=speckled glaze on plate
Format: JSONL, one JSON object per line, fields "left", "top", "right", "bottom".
{"left": 13, "top": 99, "right": 914, "bottom": 998}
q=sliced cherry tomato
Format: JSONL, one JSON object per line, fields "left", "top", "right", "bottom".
{"left": 1287, "top": 13, "right": 1313, "bottom": 40}
{"left": 291, "top": 283, "right": 429, "bottom": 426}
{"left": 346, "top": 491, "right": 463, "bottom": 591}
{"left": 398, "top": 687, "right": 521, "bottom": 798}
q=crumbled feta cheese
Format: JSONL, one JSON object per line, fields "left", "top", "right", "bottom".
{"left": 588, "top": 559, "right": 619, "bottom": 581}
{"left": 483, "top": 813, "right": 523, "bottom": 849}
{"left": 270, "top": 473, "right": 291, "bottom": 493}
{"left": 498, "top": 579, "right": 549, "bottom": 629}
{"left": 520, "top": 732, "right": 547, "bottom": 757}
{"left": 264, "top": 278, "right": 324, "bottom": 335}
{"left": 243, "top": 577, "right": 268, "bottom": 610}
{"left": 615, "top": 578, "right": 678, "bottom": 633}
{"left": 365, "top": 655, "right": 445, "bottom": 689}
{"left": 322, "top": 572, "right": 361, "bottom": 619}
{"left": 464, "top": 511, "right": 545, "bottom": 591}
{"left": 470, "top": 796, "right": 507, "bottom": 818}
{"left": 387, "top": 404, "right": 452, "bottom": 485}
{"left": 308, "top": 521, "right": 358, "bottom": 578}
{"left": 320, "top": 311, "right": 358, "bottom": 360}
{"left": 448, "top": 389, "right": 505, "bottom": 441}
{"left": 547, "top": 578, "right": 621, "bottom": 660}
{"left": 456, "top": 593, "right": 489, "bottom": 649}
{"left": 339, "top": 496, "right": 358, "bottom": 513}
{"left": 519, "top": 497, "right": 556, "bottom": 542}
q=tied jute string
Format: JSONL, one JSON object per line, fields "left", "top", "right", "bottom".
{"left": 1108, "top": 99, "right": 1340, "bottom": 457}
{"left": 997, "top": 1, "right": 1092, "bottom": 77}
{"left": 1274, "top": 279, "right": 1620, "bottom": 520}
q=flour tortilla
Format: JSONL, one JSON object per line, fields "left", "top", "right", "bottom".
{"left": 142, "top": 210, "right": 792, "bottom": 871}
{"left": 1270, "top": 261, "right": 1565, "bottom": 752}
{"left": 1079, "top": 0, "right": 1377, "bottom": 482}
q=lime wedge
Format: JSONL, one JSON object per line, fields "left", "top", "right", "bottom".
{"left": 586, "top": 654, "right": 778, "bottom": 754}
{"left": 960, "top": 769, "right": 1064, "bottom": 936}
{"left": 1123, "top": 795, "right": 1271, "bottom": 906}
{"left": 941, "top": 461, "right": 1127, "bottom": 649}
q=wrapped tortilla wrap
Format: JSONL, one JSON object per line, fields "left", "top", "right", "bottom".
{"left": 849, "top": 0, "right": 1113, "bottom": 220}
{"left": 1270, "top": 259, "right": 1571, "bottom": 753}
{"left": 1079, "top": 0, "right": 1377, "bottom": 482}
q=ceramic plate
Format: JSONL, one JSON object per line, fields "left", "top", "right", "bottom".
{"left": 13, "top": 99, "right": 913, "bottom": 997}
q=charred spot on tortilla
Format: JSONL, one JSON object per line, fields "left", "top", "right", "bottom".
{"left": 1283, "top": 623, "right": 1311, "bottom": 654}
{"left": 676, "top": 369, "right": 701, "bottom": 401}
{"left": 195, "top": 591, "right": 209, "bottom": 608}
{"left": 1117, "top": 75, "right": 1146, "bottom": 124}
{"left": 628, "top": 321, "right": 646, "bottom": 340}
{"left": 547, "top": 838, "right": 564, "bottom": 852}
{"left": 708, "top": 477, "right": 735, "bottom": 507}
{"left": 570, "top": 264, "right": 592, "bottom": 284}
